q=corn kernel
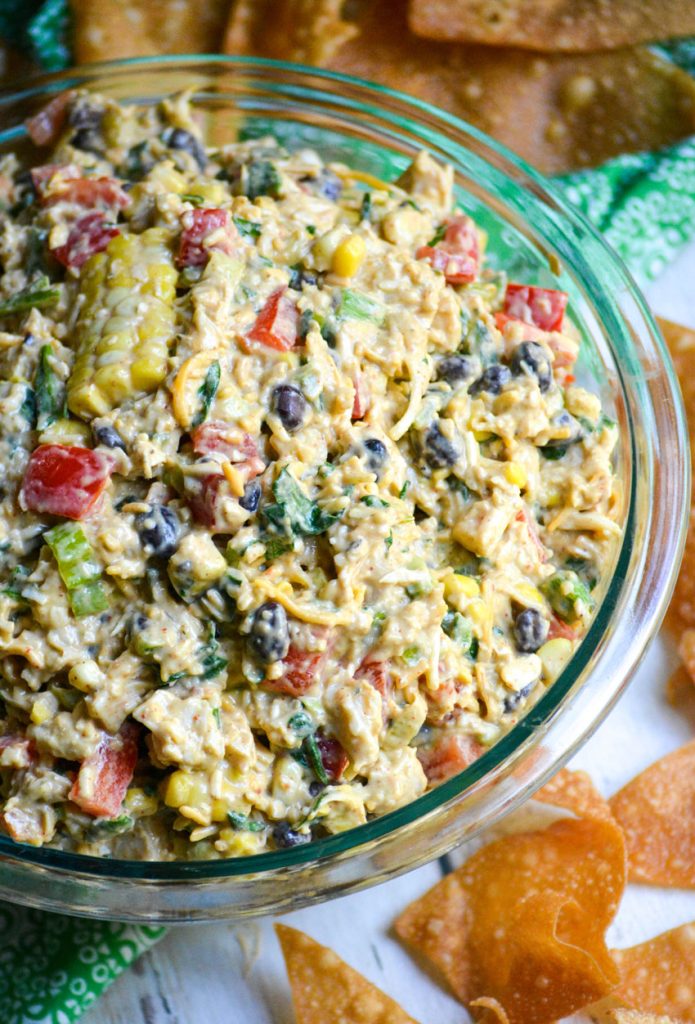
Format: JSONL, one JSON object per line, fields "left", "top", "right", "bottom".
{"left": 68, "top": 659, "right": 103, "bottom": 692}
{"left": 30, "top": 695, "right": 55, "bottom": 725}
{"left": 467, "top": 598, "right": 492, "bottom": 630}
{"left": 514, "top": 583, "right": 545, "bottom": 608}
{"left": 124, "top": 787, "right": 159, "bottom": 817}
{"left": 164, "top": 770, "right": 207, "bottom": 810}
{"left": 444, "top": 572, "right": 480, "bottom": 600}
{"left": 538, "top": 638, "right": 572, "bottom": 681}
{"left": 504, "top": 462, "right": 527, "bottom": 488}
{"left": 332, "top": 233, "right": 367, "bottom": 277}
{"left": 211, "top": 798, "right": 230, "bottom": 822}
{"left": 474, "top": 430, "right": 493, "bottom": 442}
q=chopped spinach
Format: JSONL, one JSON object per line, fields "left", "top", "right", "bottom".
{"left": 191, "top": 360, "right": 220, "bottom": 429}
{"left": 233, "top": 215, "right": 262, "bottom": 239}
{"left": 246, "top": 160, "right": 282, "bottom": 200}
{"left": 263, "top": 468, "right": 342, "bottom": 537}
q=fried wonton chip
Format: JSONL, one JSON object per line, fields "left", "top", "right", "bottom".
{"left": 70, "top": 0, "right": 230, "bottom": 63}
{"left": 275, "top": 924, "right": 420, "bottom": 1024}
{"left": 394, "top": 815, "right": 625, "bottom": 1022}
{"left": 222, "top": 0, "right": 695, "bottom": 174}
{"left": 407, "top": 0, "right": 695, "bottom": 52}
{"left": 609, "top": 739, "right": 695, "bottom": 888}
{"left": 609, "top": 923, "right": 695, "bottom": 1022}
{"left": 591, "top": 1011, "right": 681, "bottom": 1024}
{"left": 535, "top": 767, "right": 613, "bottom": 821}
{"left": 224, "top": 0, "right": 358, "bottom": 66}
{"left": 659, "top": 318, "right": 695, "bottom": 642}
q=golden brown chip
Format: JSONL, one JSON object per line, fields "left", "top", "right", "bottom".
{"left": 609, "top": 740, "right": 695, "bottom": 888}
{"left": 223, "top": 0, "right": 358, "bottom": 65}
{"left": 610, "top": 924, "right": 695, "bottom": 1023}
{"left": 591, "top": 1010, "right": 682, "bottom": 1024}
{"left": 534, "top": 767, "right": 613, "bottom": 821}
{"left": 394, "top": 816, "right": 624, "bottom": 1022}
{"left": 658, "top": 318, "right": 695, "bottom": 640}
{"left": 70, "top": 0, "right": 230, "bottom": 63}
{"left": 222, "top": 0, "right": 695, "bottom": 174}
{"left": 407, "top": 0, "right": 695, "bottom": 52}
{"left": 275, "top": 924, "right": 420, "bottom": 1024}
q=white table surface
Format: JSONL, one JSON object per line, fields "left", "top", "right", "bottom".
{"left": 88, "top": 245, "right": 695, "bottom": 1024}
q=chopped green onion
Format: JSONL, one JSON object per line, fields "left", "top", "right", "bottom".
{"left": 181, "top": 193, "right": 205, "bottom": 206}
{"left": 34, "top": 344, "right": 65, "bottom": 431}
{"left": 227, "top": 811, "right": 265, "bottom": 832}
{"left": 401, "top": 645, "right": 422, "bottom": 666}
{"left": 360, "top": 495, "right": 389, "bottom": 508}
{"left": 337, "top": 288, "right": 385, "bottom": 325}
{"left": 192, "top": 360, "right": 220, "bottom": 429}
{"left": 0, "top": 276, "right": 60, "bottom": 317}
{"left": 398, "top": 481, "right": 409, "bottom": 499}
{"left": 233, "top": 215, "right": 262, "bottom": 239}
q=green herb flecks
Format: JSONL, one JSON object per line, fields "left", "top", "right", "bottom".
{"left": 227, "top": 811, "right": 265, "bottom": 832}
{"left": 263, "top": 468, "right": 342, "bottom": 538}
{"left": 233, "top": 215, "right": 262, "bottom": 239}
{"left": 191, "top": 360, "right": 220, "bottom": 429}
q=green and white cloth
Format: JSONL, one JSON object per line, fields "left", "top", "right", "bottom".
{"left": 0, "top": 4, "right": 693, "bottom": 1023}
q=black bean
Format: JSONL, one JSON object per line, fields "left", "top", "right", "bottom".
{"left": 510, "top": 341, "right": 552, "bottom": 392}
{"left": 503, "top": 682, "right": 535, "bottom": 714}
{"left": 468, "top": 363, "right": 512, "bottom": 396}
{"left": 93, "top": 424, "right": 127, "bottom": 452}
{"left": 239, "top": 479, "right": 261, "bottom": 512}
{"left": 437, "top": 354, "right": 477, "bottom": 385}
{"left": 68, "top": 100, "right": 103, "bottom": 130}
{"left": 248, "top": 601, "right": 289, "bottom": 663}
{"left": 272, "top": 384, "right": 306, "bottom": 433}
{"left": 272, "top": 822, "right": 311, "bottom": 848}
{"left": 70, "top": 127, "right": 103, "bottom": 154}
{"left": 165, "top": 128, "right": 207, "bottom": 170}
{"left": 300, "top": 169, "right": 342, "bottom": 201}
{"left": 308, "top": 780, "right": 325, "bottom": 797}
{"left": 135, "top": 505, "right": 180, "bottom": 559}
{"left": 363, "top": 438, "right": 388, "bottom": 475}
{"left": 288, "top": 266, "right": 318, "bottom": 291}
{"left": 423, "top": 423, "right": 459, "bottom": 469}
{"left": 513, "top": 607, "right": 548, "bottom": 653}
{"left": 544, "top": 410, "right": 583, "bottom": 448}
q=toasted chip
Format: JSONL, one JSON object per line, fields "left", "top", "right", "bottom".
{"left": 609, "top": 739, "right": 695, "bottom": 888}
{"left": 407, "top": 0, "right": 695, "bottom": 52}
{"left": 591, "top": 1010, "right": 681, "bottom": 1024}
{"left": 71, "top": 0, "right": 229, "bottom": 63}
{"left": 223, "top": 0, "right": 358, "bottom": 65}
{"left": 395, "top": 816, "right": 624, "bottom": 1022}
{"left": 275, "top": 924, "right": 420, "bottom": 1024}
{"left": 535, "top": 767, "right": 613, "bottom": 821}
{"left": 222, "top": 0, "right": 695, "bottom": 174}
{"left": 659, "top": 318, "right": 695, "bottom": 640}
{"left": 610, "top": 924, "right": 695, "bottom": 1022}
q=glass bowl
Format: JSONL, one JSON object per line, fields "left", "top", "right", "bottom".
{"left": 0, "top": 56, "right": 688, "bottom": 923}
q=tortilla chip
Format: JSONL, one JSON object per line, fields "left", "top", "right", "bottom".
{"left": 223, "top": 0, "right": 358, "bottom": 66}
{"left": 609, "top": 739, "right": 695, "bottom": 888}
{"left": 407, "top": 0, "right": 695, "bottom": 52}
{"left": 658, "top": 318, "right": 695, "bottom": 640}
{"left": 70, "top": 0, "right": 230, "bottom": 63}
{"left": 610, "top": 924, "right": 695, "bottom": 1023}
{"left": 222, "top": 0, "right": 695, "bottom": 174}
{"left": 274, "top": 924, "right": 420, "bottom": 1024}
{"left": 591, "top": 1011, "right": 681, "bottom": 1024}
{"left": 394, "top": 816, "right": 624, "bottom": 1022}
{"left": 534, "top": 767, "right": 613, "bottom": 821}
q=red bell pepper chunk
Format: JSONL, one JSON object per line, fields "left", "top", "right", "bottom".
{"left": 351, "top": 374, "right": 370, "bottom": 420}
{"left": 25, "top": 91, "right": 74, "bottom": 147}
{"left": 265, "top": 644, "right": 326, "bottom": 697}
{"left": 503, "top": 283, "right": 568, "bottom": 333}
{"left": 20, "top": 444, "right": 114, "bottom": 521}
{"left": 52, "top": 211, "right": 120, "bottom": 270}
{"left": 416, "top": 214, "right": 480, "bottom": 285}
{"left": 69, "top": 723, "right": 139, "bottom": 819}
{"left": 316, "top": 733, "right": 349, "bottom": 782}
{"left": 417, "top": 734, "right": 483, "bottom": 785}
{"left": 247, "top": 287, "right": 299, "bottom": 351}
{"left": 177, "top": 207, "right": 238, "bottom": 268}
{"left": 191, "top": 422, "right": 265, "bottom": 476}
{"left": 547, "top": 615, "right": 579, "bottom": 642}
{"left": 41, "top": 174, "right": 130, "bottom": 211}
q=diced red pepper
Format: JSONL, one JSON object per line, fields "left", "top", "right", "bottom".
{"left": 40, "top": 174, "right": 130, "bottom": 212}
{"left": 416, "top": 214, "right": 480, "bottom": 285}
{"left": 265, "top": 644, "right": 326, "bottom": 697}
{"left": 351, "top": 374, "right": 370, "bottom": 420}
{"left": 191, "top": 422, "right": 265, "bottom": 476}
{"left": 417, "top": 734, "right": 483, "bottom": 785}
{"left": 69, "top": 723, "right": 139, "bottom": 819}
{"left": 547, "top": 615, "right": 579, "bottom": 642}
{"left": 495, "top": 311, "right": 577, "bottom": 369}
{"left": 177, "top": 207, "right": 238, "bottom": 268}
{"left": 25, "top": 91, "right": 74, "bottom": 147}
{"left": 247, "top": 287, "right": 299, "bottom": 351}
{"left": 503, "top": 283, "right": 568, "bottom": 333}
{"left": 52, "top": 211, "right": 120, "bottom": 270}
{"left": 20, "top": 445, "right": 114, "bottom": 521}
{"left": 316, "top": 733, "right": 349, "bottom": 782}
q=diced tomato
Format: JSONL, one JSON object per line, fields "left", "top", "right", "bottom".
{"left": 351, "top": 374, "right": 370, "bottom": 420}
{"left": 316, "top": 733, "right": 349, "bottom": 782}
{"left": 187, "top": 474, "right": 232, "bottom": 532}
{"left": 40, "top": 174, "right": 130, "bottom": 211}
{"left": 69, "top": 723, "right": 139, "bottom": 819}
{"left": 177, "top": 207, "right": 238, "bottom": 268}
{"left": 495, "top": 310, "right": 577, "bottom": 369}
{"left": 20, "top": 445, "right": 114, "bottom": 520}
{"left": 547, "top": 615, "right": 579, "bottom": 642}
{"left": 356, "top": 659, "right": 392, "bottom": 701}
{"left": 417, "top": 734, "right": 483, "bottom": 786}
{"left": 265, "top": 644, "right": 326, "bottom": 697}
{"left": 52, "top": 211, "right": 120, "bottom": 270}
{"left": 191, "top": 422, "right": 265, "bottom": 477}
{"left": 515, "top": 508, "right": 548, "bottom": 563}
{"left": 247, "top": 287, "right": 299, "bottom": 351}
{"left": 416, "top": 214, "right": 480, "bottom": 285}
{"left": 504, "top": 283, "right": 568, "bottom": 333}
{"left": 25, "top": 91, "right": 74, "bottom": 147}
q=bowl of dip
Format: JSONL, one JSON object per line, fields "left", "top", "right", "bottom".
{"left": 0, "top": 56, "right": 687, "bottom": 922}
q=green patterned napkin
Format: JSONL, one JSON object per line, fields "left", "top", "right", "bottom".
{"left": 0, "top": 4, "right": 693, "bottom": 1023}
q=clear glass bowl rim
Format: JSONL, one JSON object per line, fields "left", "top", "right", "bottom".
{"left": 0, "top": 54, "right": 687, "bottom": 888}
